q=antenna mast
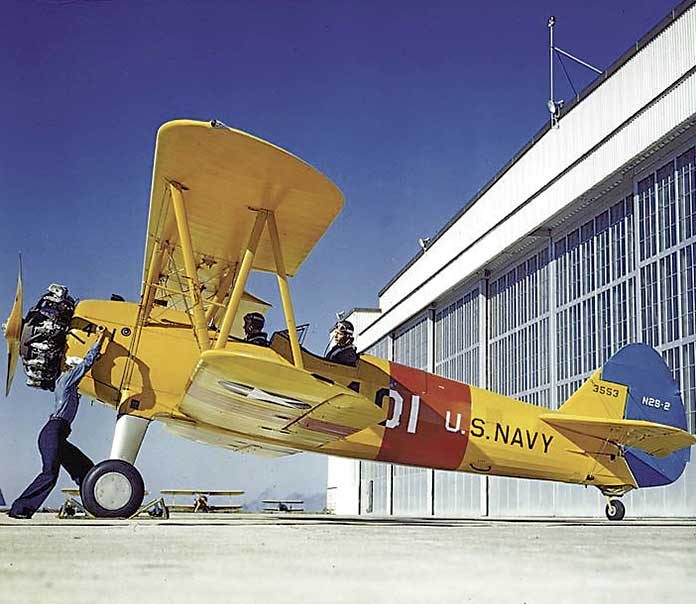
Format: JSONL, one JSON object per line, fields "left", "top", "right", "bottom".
{"left": 546, "top": 16, "right": 603, "bottom": 129}
{"left": 548, "top": 16, "right": 556, "bottom": 128}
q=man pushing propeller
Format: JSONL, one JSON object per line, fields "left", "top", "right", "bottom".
{"left": 8, "top": 325, "right": 108, "bottom": 519}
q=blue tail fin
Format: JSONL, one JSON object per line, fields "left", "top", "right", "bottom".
{"left": 602, "top": 344, "right": 690, "bottom": 487}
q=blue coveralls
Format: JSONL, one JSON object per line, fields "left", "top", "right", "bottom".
{"left": 10, "top": 341, "right": 101, "bottom": 518}
{"left": 326, "top": 344, "right": 358, "bottom": 366}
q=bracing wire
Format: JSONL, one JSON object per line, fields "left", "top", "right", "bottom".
{"left": 555, "top": 49, "right": 578, "bottom": 98}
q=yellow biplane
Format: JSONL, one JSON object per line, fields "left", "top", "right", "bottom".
{"left": 4, "top": 119, "right": 695, "bottom": 520}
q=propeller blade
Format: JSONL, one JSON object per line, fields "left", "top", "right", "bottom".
{"left": 4, "top": 257, "right": 23, "bottom": 396}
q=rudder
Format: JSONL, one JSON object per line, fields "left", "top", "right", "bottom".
{"left": 587, "top": 344, "right": 690, "bottom": 487}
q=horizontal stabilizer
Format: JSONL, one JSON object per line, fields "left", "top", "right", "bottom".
{"left": 540, "top": 413, "right": 696, "bottom": 458}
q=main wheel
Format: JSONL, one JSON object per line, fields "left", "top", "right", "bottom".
{"left": 605, "top": 499, "right": 626, "bottom": 521}
{"left": 80, "top": 459, "right": 145, "bottom": 518}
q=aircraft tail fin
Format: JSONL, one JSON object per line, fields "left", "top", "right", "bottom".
{"left": 555, "top": 343, "right": 693, "bottom": 487}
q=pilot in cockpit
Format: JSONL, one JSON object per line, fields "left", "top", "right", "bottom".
{"left": 326, "top": 320, "right": 358, "bottom": 366}
{"left": 243, "top": 312, "right": 269, "bottom": 346}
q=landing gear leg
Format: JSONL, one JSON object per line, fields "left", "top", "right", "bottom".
{"left": 80, "top": 415, "right": 151, "bottom": 518}
{"left": 605, "top": 498, "right": 626, "bottom": 521}
{"left": 109, "top": 414, "right": 150, "bottom": 464}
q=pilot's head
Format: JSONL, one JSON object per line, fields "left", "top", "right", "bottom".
{"left": 243, "top": 312, "right": 265, "bottom": 337}
{"left": 330, "top": 320, "right": 354, "bottom": 347}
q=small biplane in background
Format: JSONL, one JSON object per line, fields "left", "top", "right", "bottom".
{"left": 4, "top": 119, "right": 695, "bottom": 520}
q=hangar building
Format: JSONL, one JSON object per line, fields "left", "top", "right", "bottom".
{"left": 327, "top": 1, "right": 696, "bottom": 517}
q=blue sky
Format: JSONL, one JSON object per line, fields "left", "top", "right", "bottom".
{"left": 0, "top": 0, "right": 678, "bottom": 508}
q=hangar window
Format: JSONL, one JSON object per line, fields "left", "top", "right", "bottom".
{"left": 517, "top": 264, "right": 527, "bottom": 326}
{"left": 612, "top": 278, "right": 635, "bottom": 350}
{"left": 677, "top": 147, "right": 696, "bottom": 242}
{"left": 528, "top": 323, "right": 539, "bottom": 388}
{"left": 539, "top": 249, "right": 550, "bottom": 314}
{"left": 499, "top": 276, "right": 508, "bottom": 335}
{"left": 682, "top": 343, "right": 696, "bottom": 433}
{"left": 568, "top": 230, "right": 581, "bottom": 301}
{"left": 657, "top": 160, "right": 678, "bottom": 252}
{"left": 507, "top": 270, "right": 518, "bottom": 331}
{"left": 519, "top": 328, "right": 528, "bottom": 392}
{"left": 489, "top": 279, "right": 499, "bottom": 339}
{"left": 570, "top": 303, "right": 582, "bottom": 376}
{"left": 640, "top": 262, "right": 660, "bottom": 347}
{"left": 582, "top": 298, "right": 596, "bottom": 372}
{"left": 581, "top": 221, "right": 595, "bottom": 296}
{"left": 394, "top": 315, "right": 430, "bottom": 371}
{"left": 681, "top": 243, "right": 696, "bottom": 338}
{"left": 596, "top": 211, "right": 610, "bottom": 288}
{"left": 599, "top": 289, "right": 612, "bottom": 363}
{"left": 610, "top": 197, "right": 634, "bottom": 279}
{"left": 554, "top": 238, "right": 567, "bottom": 306}
{"left": 366, "top": 337, "right": 391, "bottom": 360}
{"left": 661, "top": 252, "right": 680, "bottom": 344}
{"left": 557, "top": 308, "right": 569, "bottom": 381}
{"left": 638, "top": 175, "right": 657, "bottom": 261}
{"left": 540, "top": 317, "right": 550, "bottom": 387}
{"left": 435, "top": 288, "right": 480, "bottom": 385}
{"left": 488, "top": 247, "right": 550, "bottom": 403}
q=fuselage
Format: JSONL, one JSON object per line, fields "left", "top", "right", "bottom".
{"left": 68, "top": 300, "right": 637, "bottom": 493}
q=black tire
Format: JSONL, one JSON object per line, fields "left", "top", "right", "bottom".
{"left": 605, "top": 499, "right": 626, "bottom": 521}
{"left": 80, "top": 459, "right": 145, "bottom": 518}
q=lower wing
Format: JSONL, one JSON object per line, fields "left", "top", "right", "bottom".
{"left": 174, "top": 345, "right": 385, "bottom": 455}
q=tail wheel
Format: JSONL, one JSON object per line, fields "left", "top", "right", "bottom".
{"left": 605, "top": 499, "right": 626, "bottom": 521}
{"left": 80, "top": 459, "right": 145, "bottom": 518}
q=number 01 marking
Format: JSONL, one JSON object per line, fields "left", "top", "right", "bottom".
{"left": 383, "top": 389, "right": 420, "bottom": 434}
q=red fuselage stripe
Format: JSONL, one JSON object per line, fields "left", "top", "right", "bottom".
{"left": 376, "top": 363, "right": 472, "bottom": 470}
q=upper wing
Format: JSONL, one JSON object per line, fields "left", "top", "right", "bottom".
{"left": 540, "top": 413, "right": 696, "bottom": 457}
{"left": 177, "top": 344, "right": 385, "bottom": 454}
{"left": 141, "top": 119, "right": 344, "bottom": 318}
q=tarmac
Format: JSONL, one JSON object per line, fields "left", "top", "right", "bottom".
{"left": 1, "top": 513, "right": 695, "bottom": 604}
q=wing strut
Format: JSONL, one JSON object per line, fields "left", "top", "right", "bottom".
{"left": 215, "top": 210, "right": 267, "bottom": 348}
{"left": 169, "top": 181, "right": 210, "bottom": 351}
{"left": 212, "top": 209, "right": 304, "bottom": 369}
{"left": 204, "top": 263, "right": 238, "bottom": 326}
{"left": 141, "top": 237, "right": 170, "bottom": 322}
{"left": 267, "top": 212, "right": 304, "bottom": 370}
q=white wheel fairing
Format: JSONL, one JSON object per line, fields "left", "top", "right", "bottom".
{"left": 94, "top": 471, "right": 133, "bottom": 511}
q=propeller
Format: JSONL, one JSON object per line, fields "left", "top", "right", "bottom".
{"left": 3, "top": 256, "right": 23, "bottom": 396}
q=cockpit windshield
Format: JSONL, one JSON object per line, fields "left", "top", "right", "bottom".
{"left": 274, "top": 323, "right": 310, "bottom": 346}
